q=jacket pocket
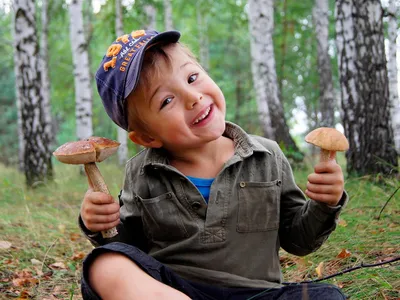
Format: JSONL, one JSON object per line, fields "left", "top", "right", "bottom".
{"left": 136, "top": 192, "right": 189, "bottom": 241}
{"left": 236, "top": 180, "right": 280, "bottom": 233}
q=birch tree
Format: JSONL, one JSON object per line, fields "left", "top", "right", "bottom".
{"left": 40, "top": 0, "right": 53, "bottom": 147}
{"left": 248, "top": 0, "right": 300, "bottom": 153}
{"left": 69, "top": 0, "right": 93, "bottom": 140}
{"left": 196, "top": 1, "right": 209, "bottom": 72}
{"left": 387, "top": 0, "right": 400, "bottom": 153}
{"left": 115, "top": 0, "right": 128, "bottom": 165}
{"left": 144, "top": 5, "right": 156, "bottom": 30}
{"left": 13, "top": 0, "right": 53, "bottom": 186}
{"left": 164, "top": 0, "right": 173, "bottom": 30}
{"left": 335, "top": 0, "right": 398, "bottom": 175}
{"left": 313, "top": 0, "right": 335, "bottom": 128}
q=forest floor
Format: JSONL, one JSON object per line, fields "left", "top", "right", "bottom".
{"left": 0, "top": 155, "right": 399, "bottom": 299}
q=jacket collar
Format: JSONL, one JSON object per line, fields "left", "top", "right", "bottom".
{"left": 141, "top": 121, "right": 271, "bottom": 168}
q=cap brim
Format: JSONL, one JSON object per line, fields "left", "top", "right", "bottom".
{"left": 123, "top": 31, "right": 181, "bottom": 99}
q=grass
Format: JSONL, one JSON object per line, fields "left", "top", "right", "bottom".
{"left": 0, "top": 155, "right": 399, "bottom": 299}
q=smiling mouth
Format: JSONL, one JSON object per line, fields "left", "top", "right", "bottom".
{"left": 193, "top": 106, "right": 212, "bottom": 125}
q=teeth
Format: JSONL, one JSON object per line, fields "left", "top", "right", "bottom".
{"left": 193, "top": 107, "right": 211, "bottom": 124}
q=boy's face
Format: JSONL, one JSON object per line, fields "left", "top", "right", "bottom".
{"left": 128, "top": 44, "right": 226, "bottom": 152}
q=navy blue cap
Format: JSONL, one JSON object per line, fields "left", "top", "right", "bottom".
{"left": 95, "top": 29, "right": 181, "bottom": 130}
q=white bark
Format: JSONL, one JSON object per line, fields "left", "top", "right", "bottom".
{"left": 69, "top": 0, "right": 93, "bottom": 140}
{"left": 196, "top": 1, "right": 209, "bottom": 72}
{"left": 13, "top": 0, "right": 53, "bottom": 186}
{"left": 247, "top": 0, "right": 274, "bottom": 139}
{"left": 40, "top": 0, "right": 53, "bottom": 147}
{"left": 313, "top": 0, "right": 335, "bottom": 127}
{"left": 164, "top": 0, "right": 173, "bottom": 30}
{"left": 115, "top": 0, "right": 128, "bottom": 165}
{"left": 144, "top": 5, "right": 156, "bottom": 30}
{"left": 387, "top": 0, "right": 400, "bottom": 152}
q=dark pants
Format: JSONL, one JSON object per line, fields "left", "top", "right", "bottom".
{"left": 81, "top": 242, "right": 346, "bottom": 300}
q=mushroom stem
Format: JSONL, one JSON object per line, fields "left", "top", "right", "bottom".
{"left": 84, "top": 163, "right": 118, "bottom": 238}
{"left": 320, "top": 150, "right": 336, "bottom": 162}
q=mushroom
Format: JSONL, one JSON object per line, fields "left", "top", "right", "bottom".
{"left": 53, "top": 137, "right": 120, "bottom": 238}
{"left": 305, "top": 127, "right": 349, "bottom": 162}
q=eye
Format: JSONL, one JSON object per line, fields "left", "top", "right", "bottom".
{"left": 188, "top": 73, "right": 198, "bottom": 84}
{"left": 160, "top": 97, "right": 173, "bottom": 109}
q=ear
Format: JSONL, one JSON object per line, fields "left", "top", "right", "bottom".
{"left": 128, "top": 131, "right": 163, "bottom": 148}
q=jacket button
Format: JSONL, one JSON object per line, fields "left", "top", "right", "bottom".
{"left": 239, "top": 182, "right": 246, "bottom": 188}
{"left": 277, "top": 180, "right": 282, "bottom": 186}
{"left": 191, "top": 202, "right": 202, "bottom": 210}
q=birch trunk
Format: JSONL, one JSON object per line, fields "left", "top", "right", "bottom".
{"left": 196, "top": 1, "right": 209, "bottom": 72}
{"left": 40, "top": 0, "right": 53, "bottom": 147}
{"left": 335, "top": 0, "right": 398, "bottom": 175}
{"left": 313, "top": 0, "right": 335, "bottom": 128}
{"left": 13, "top": 0, "right": 53, "bottom": 186}
{"left": 248, "top": 0, "right": 300, "bottom": 153}
{"left": 69, "top": 0, "right": 93, "bottom": 140}
{"left": 164, "top": 0, "right": 173, "bottom": 30}
{"left": 387, "top": 0, "right": 400, "bottom": 153}
{"left": 115, "top": 0, "right": 128, "bottom": 165}
{"left": 144, "top": 5, "right": 156, "bottom": 30}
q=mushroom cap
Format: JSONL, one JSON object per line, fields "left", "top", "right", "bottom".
{"left": 85, "top": 137, "right": 120, "bottom": 162}
{"left": 53, "top": 140, "right": 96, "bottom": 164}
{"left": 305, "top": 127, "right": 349, "bottom": 151}
{"left": 53, "top": 137, "right": 120, "bottom": 164}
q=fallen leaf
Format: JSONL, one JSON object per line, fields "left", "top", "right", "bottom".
{"left": 69, "top": 233, "right": 81, "bottom": 241}
{"left": 337, "top": 249, "right": 352, "bottom": 259}
{"left": 49, "top": 262, "right": 67, "bottom": 270}
{"left": 58, "top": 224, "right": 66, "bottom": 233}
{"left": 71, "top": 252, "right": 85, "bottom": 261}
{"left": 315, "top": 262, "right": 324, "bottom": 279}
{"left": 30, "top": 259, "right": 42, "bottom": 265}
{"left": 338, "top": 219, "right": 347, "bottom": 227}
{"left": 0, "top": 240, "right": 12, "bottom": 249}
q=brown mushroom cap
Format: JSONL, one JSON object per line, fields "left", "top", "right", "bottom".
{"left": 305, "top": 127, "right": 349, "bottom": 151}
{"left": 86, "top": 137, "right": 120, "bottom": 162}
{"left": 53, "top": 137, "right": 120, "bottom": 164}
{"left": 53, "top": 140, "right": 96, "bottom": 164}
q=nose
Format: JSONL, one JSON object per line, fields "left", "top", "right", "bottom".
{"left": 185, "top": 91, "right": 203, "bottom": 110}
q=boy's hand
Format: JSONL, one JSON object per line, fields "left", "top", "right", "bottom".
{"left": 81, "top": 189, "right": 120, "bottom": 232}
{"left": 305, "top": 160, "right": 344, "bottom": 206}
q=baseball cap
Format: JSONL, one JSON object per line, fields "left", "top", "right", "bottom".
{"left": 95, "top": 29, "right": 181, "bottom": 131}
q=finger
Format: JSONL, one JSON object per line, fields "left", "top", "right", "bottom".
{"left": 84, "top": 212, "right": 120, "bottom": 225}
{"left": 83, "top": 202, "right": 120, "bottom": 216}
{"left": 86, "top": 219, "right": 121, "bottom": 233}
{"left": 314, "top": 161, "right": 341, "bottom": 174}
{"left": 306, "top": 182, "right": 339, "bottom": 195}
{"left": 308, "top": 173, "right": 340, "bottom": 185}
{"left": 305, "top": 190, "right": 339, "bottom": 206}
{"left": 86, "top": 192, "right": 116, "bottom": 205}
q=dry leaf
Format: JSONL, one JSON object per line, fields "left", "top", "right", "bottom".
{"left": 71, "top": 252, "right": 85, "bottom": 261}
{"left": 30, "top": 259, "right": 42, "bottom": 265}
{"left": 49, "top": 262, "right": 67, "bottom": 270}
{"left": 0, "top": 240, "right": 12, "bottom": 249}
{"left": 315, "top": 262, "right": 324, "bottom": 279}
{"left": 69, "top": 232, "right": 81, "bottom": 241}
{"left": 58, "top": 224, "right": 66, "bottom": 233}
{"left": 338, "top": 219, "right": 347, "bottom": 227}
{"left": 337, "top": 249, "right": 352, "bottom": 259}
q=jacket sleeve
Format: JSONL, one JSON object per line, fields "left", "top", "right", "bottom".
{"left": 278, "top": 151, "right": 348, "bottom": 256}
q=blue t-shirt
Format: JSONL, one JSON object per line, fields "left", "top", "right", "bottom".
{"left": 186, "top": 176, "right": 215, "bottom": 203}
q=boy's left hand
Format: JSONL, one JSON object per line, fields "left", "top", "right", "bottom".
{"left": 305, "top": 160, "right": 344, "bottom": 206}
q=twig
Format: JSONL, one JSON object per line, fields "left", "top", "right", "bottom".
{"left": 282, "top": 256, "right": 400, "bottom": 284}
{"left": 377, "top": 186, "right": 400, "bottom": 220}
{"left": 41, "top": 238, "right": 59, "bottom": 273}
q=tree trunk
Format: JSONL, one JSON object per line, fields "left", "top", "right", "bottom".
{"left": 196, "top": 1, "right": 209, "bottom": 72}
{"left": 69, "top": 0, "right": 93, "bottom": 141}
{"left": 387, "top": 0, "right": 400, "bottom": 153}
{"left": 313, "top": 0, "right": 335, "bottom": 128}
{"left": 164, "top": 0, "right": 173, "bottom": 30}
{"left": 144, "top": 5, "right": 156, "bottom": 30}
{"left": 248, "top": 0, "right": 300, "bottom": 154}
{"left": 335, "top": 0, "right": 398, "bottom": 175}
{"left": 40, "top": 0, "right": 54, "bottom": 148}
{"left": 13, "top": 0, "right": 53, "bottom": 187}
{"left": 115, "top": 0, "right": 128, "bottom": 165}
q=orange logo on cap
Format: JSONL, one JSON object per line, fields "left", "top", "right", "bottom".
{"left": 106, "top": 44, "right": 122, "bottom": 57}
{"left": 116, "top": 34, "right": 130, "bottom": 44}
{"left": 131, "top": 30, "right": 145, "bottom": 39}
{"left": 103, "top": 57, "right": 117, "bottom": 71}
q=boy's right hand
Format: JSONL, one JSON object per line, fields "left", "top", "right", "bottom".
{"left": 81, "top": 189, "right": 120, "bottom": 233}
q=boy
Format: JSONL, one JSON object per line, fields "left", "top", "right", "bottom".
{"left": 79, "top": 29, "right": 347, "bottom": 299}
